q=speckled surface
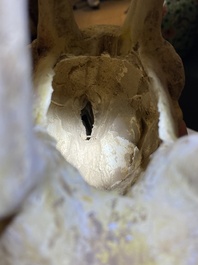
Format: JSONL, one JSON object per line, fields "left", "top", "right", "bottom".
{"left": 1, "top": 1, "right": 198, "bottom": 264}
{"left": 162, "top": 0, "right": 198, "bottom": 58}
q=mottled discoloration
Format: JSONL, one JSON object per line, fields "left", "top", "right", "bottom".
{"left": 47, "top": 55, "right": 159, "bottom": 191}
{"left": 1, "top": 0, "right": 197, "bottom": 265}
{"left": 45, "top": 3, "right": 184, "bottom": 190}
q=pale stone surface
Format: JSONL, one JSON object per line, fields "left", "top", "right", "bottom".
{"left": 47, "top": 54, "right": 158, "bottom": 191}
{"left": 1, "top": 0, "right": 197, "bottom": 265}
{"left": 43, "top": 0, "right": 184, "bottom": 191}
{"left": 1, "top": 135, "right": 198, "bottom": 265}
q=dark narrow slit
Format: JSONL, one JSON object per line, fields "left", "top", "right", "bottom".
{"left": 81, "top": 101, "right": 94, "bottom": 140}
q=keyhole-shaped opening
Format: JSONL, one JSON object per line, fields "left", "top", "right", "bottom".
{"left": 81, "top": 101, "right": 94, "bottom": 140}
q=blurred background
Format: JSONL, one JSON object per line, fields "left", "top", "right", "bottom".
{"left": 29, "top": 0, "right": 198, "bottom": 131}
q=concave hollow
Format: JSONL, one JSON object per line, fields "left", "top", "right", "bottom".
{"left": 81, "top": 101, "right": 94, "bottom": 140}
{"left": 46, "top": 55, "right": 160, "bottom": 190}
